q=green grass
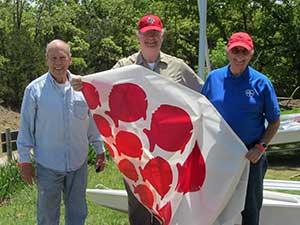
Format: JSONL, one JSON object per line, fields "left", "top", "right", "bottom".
{"left": 266, "top": 151, "right": 300, "bottom": 181}
{"left": 1, "top": 153, "right": 300, "bottom": 225}
{"left": 0, "top": 160, "right": 25, "bottom": 203}
{"left": 265, "top": 150, "right": 300, "bottom": 195}
{"left": 0, "top": 160, "right": 129, "bottom": 225}
{"left": 266, "top": 167, "right": 300, "bottom": 180}
{"left": 266, "top": 167, "right": 300, "bottom": 195}
{"left": 281, "top": 108, "right": 300, "bottom": 114}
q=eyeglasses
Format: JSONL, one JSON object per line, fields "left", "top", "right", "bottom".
{"left": 139, "top": 30, "right": 162, "bottom": 37}
{"left": 230, "top": 47, "right": 251, "bottom": 56}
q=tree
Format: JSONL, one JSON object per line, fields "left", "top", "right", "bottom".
{"left": 0, "top": 0, "right": 299, "bottom": 109}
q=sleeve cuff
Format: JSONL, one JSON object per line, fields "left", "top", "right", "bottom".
{"left": 16, "top": 162, "right": 32, "bottom": 168}
{"left": 93, "top": 142, "right": 104, "bottom": 154}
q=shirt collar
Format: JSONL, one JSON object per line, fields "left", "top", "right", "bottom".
{"left": 136, "top": 51, "right": 168, "bottom": 66}
{"left": 226, "top": 64, "right": 250, "bottom": 80}
{"left": 47, "top": 71, "right": 72, "bottom": 84}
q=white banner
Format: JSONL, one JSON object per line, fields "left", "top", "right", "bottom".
{"left": 82, "top": 65, "right": 249, "bottom": 225}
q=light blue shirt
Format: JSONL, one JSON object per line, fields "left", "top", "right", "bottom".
{"left": 17, "top": 72, "right": 103, "bottom": 172}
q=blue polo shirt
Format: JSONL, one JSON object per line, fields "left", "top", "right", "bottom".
{"left": 201, "top": 65, "right": 280, "bottom": 145}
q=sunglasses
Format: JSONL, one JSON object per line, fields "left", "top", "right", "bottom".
{"left": 230, "top": 47, "right": 251, "bottom": 56}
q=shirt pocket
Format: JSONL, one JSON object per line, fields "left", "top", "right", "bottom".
{"left": 73, "top": 101, "right": 89, "bottom": 120}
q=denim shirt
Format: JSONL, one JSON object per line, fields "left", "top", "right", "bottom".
{"left": 17, "top": 72, "right": 103, "bottom": 172}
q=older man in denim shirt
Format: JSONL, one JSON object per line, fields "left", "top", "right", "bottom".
{"left": 17, "top": 39, "right": 105, "bottom": 225}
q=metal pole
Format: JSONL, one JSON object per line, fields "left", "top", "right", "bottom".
{"left": 205, "top": 37, "right": 211, "bottom": 73}
{"left": 198, "top": 0, "right": 207, "bottom": 80}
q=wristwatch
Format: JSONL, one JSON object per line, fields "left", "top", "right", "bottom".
{"left": 255, "top": 142, "right": 268, "bottom": 153}
{"left": 259, "top": 142, "right": 268, "bottom": 149}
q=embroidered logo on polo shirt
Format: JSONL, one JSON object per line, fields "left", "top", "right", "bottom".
{"left": 245, "top": 89, "right": 255, "bottom": 97}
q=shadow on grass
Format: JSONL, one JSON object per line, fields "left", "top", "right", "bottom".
{"left": 267, "top": 143, "right": 300, "bottom": 168}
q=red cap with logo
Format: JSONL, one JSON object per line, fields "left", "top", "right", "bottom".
{"left": 137, "top": 14, "right": 163, "bottom": 33}
{"left": 227, "top": 32, "right": 254, "bottom": 51}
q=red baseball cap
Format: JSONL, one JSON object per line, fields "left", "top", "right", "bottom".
{"left": 137, "top": 14, "right": 163, "bottom": 33}
{"left": 227, "top": 32, "right": 254, "bottom": 51}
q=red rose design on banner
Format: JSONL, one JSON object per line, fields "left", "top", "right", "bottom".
{"left": 81, "top": 65, "right": 249, "bottom": 225}
{"left": 114, "top": 130, "right": 143, "bottom": 159}
{"left": 156, "top": 202, "right": 172, "bottom": 225}
{"left": 104, "top": 142, "right": 115, "bottom": 158}
{"left": 81, "top": 81, "right": 101, "bottom": 109}
{"left": 118, "top": 159, "right": 139, "bottom": 182}
{"left": 143, "top": 104, "right": 193, "bottom": 153}
{"left": 105, "top": 83, "right": 148, "bottom": 127}
{"left": 139, "top": 156, "right": 173, "bottom": 199}
{"left": 176, "top": 141, "right": 206, "bottom": 193}
{"left": 93, "top": 114, "right": 112, "bottom": 137}
{"left": 133, "top": 184, "right": 155, "bottom": 209}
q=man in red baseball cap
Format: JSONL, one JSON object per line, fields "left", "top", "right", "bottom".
{"left": 71, "top": 14, "right": 203, "bottom": 225}
{"left": 113, "top": 14, "right": 203, "bottom": 92}
{"left": 113, "top": 14, "right": 204, "bottom": 225}
{"left": 201, "top": 32, "right": 280, "bottom": 225}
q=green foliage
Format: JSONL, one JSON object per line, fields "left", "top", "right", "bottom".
{"left": 209, "top": 38, "right": 228, "bottom": 69}
{"left": 68, "top": 36, "right": 89, "bottom": 74}
{"left": 87, "top": 144, "right": 111, "bottom": 165}
{"left": 94, "top": 37, "right": 123, "bottom": 71}
{"left": 0, "top": 161, "right": 25, "bottom": 203}
{"left": 0, "top": 0, "right": 299, "bottom": 108}
{"left": 87, "top": 144, "right": 97, "bottom": 165}
{"left": 0, "top": 55, "right": 9, "bottom": 69}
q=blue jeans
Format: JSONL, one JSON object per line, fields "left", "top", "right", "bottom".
{"left": 242, "top": 153, "right": 268, "bottom": 225}
{"left": 36, "top": 161, "right": 88, "bottom": 225}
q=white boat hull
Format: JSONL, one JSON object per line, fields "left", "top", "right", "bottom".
{"left": 86, "top": 189, "right": 128, "bottom": 213}
{"left": 233, "top": 191, "right": 300, "bottom": 225}
{"left": 86, "top": 189, "right": 300, "bottom": 225}
{"left": 271, "top": 129, "right": 300, "bottom": 145}
{"left": 270, "top": 113, "right": 300, "bottom": 145}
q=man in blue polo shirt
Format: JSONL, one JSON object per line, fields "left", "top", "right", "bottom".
{"left": 201, "top": 32, "right": 280, "bottom": 225}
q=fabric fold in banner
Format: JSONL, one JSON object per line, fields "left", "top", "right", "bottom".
{"left": 81, "top": 65, "right": 249, "bottom": 225}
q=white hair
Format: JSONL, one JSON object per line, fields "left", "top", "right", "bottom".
{"left": 46, "top": 39, "right": 71, "bottom": 57}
